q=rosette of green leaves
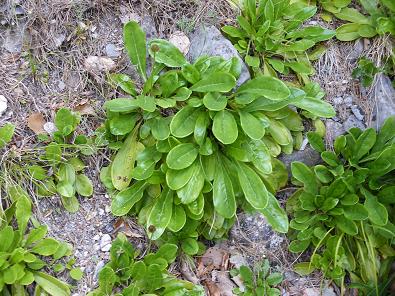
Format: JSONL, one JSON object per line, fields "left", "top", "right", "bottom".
{"left": 0, "top": 190, "right": 72, "bottom": 296}
{"left": 221, "top": 0, "right": 335, "bottom": 82}
{"left": 27, "top": 108, "right": 94, "bottom": 212}
{"left": 231, "top": 259, "right": 283, "bottom": 295}
{"left": 287, "top": 116, "right": 395, "bottom": 293}
{"left": 320, "top": 0, "right": 395, "bottom": 40}
{"left": 102, "top": 21, "right": 336, "bottom": 252}
{"left": 88, "top": 233, "right": 205, "bottom": 296}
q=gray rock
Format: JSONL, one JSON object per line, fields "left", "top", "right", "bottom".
{"left": 347, "top": 39, "right": 364, "bottom": 62}
{"left": 140, "top": 16, "right": 158, "bottom": 41}
{"left": 326, "top": 119, "right": 345, "bottom": 139}
{"left": 370, "top": 74, "right": 395, "bottom": 129}
{"left": 343, "top": 96, "right": 353, "bottom": 107}
{"left": 0, "top": 95, "right": 8, "bottom": 116}
{"left": 94, "top": 260, "right": 105, "bottom": 279}
{"left": 351, "top": 104, "right": 364, "bottom": 121}
{"left": 332, "top": 96, "right": 343, "bottom": 105}
{"left": 188, "top": 25, "right": 250, "bottom": 86}
{"left": 105, "top": 43, "right": 120, "bottom": 58}
{"left": 230, "top": 212, "right": 284, "bottom": 250}
{"left": 2, "top": 25, "right": 27, "bottom": 53}
{"left": 279, "top": 146, "right": 321, "bottom": 172}
{"left": 343, "top": 114, "right": 365, "bottom": 131}
{"left": 100, "top": 234, "right": 112, "bottom": 252}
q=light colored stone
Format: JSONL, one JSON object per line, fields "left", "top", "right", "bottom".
{"left": 169, "top": 31, "right": 190, "bottom": 55}
{"left": 43, "top": 122, "right": 57, "bottom": 134}
{"left": 0, "top": 95, "right": 8, "bottom": 116}
{"left": 188, "top": 25, "right": 250, "bottom": 87}
{"left": 100, "top": 234, "right": 112, "bottom": 252}
{"left": 343, "top": 96, "right": 353, "bottom": 107}
{"left": 332, "top": 96, "right": 343, "bottom": 105}
{"left": 343, "top": 114, "right": 365, "bottom": 131}
{"left": 84, "top": 56, "right": 116, "bottom": 74}
{"left": 325, "top": 119, "right": 345, "bottom": 139}
{"left": 105, "top": 43, "right": 120, "bottom": 58}
{"left": 351, "top": 104, "right": 364, "bottom": 121}
{"left": 94, "top": 260, "right": 105, "bottom": 279}
{"left": 370, "top": 74, "right": 395, "bottom": 129}
{"left": 230, "top": 212, "right": 285, "bottom": 250}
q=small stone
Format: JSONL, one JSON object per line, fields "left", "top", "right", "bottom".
{"left": 54, "top": 34, "right": 66, "bottom": 48}
{"left": 343, "top": 114, "right": 365, "bottom": 131}
{"left": 43, "top": 122, "right": 57, "bottom": 134}
{"left": 0, "top": 95, "right": 8, "bottom": 116}
{"left": 105, "top": 43, "right": 120, "bottom": 58}
{"left": 169, "top": 31, "right": 190, "bottom": 55}
{"left": 84, "top": 56, "right": 116, "bottom": 74}
{"left": 332, "top": 96, "right": 343, "bottom": 105}
{"left": 300, "top": 138, "right": 309, "bottom": 151}
{"left": 98, "top": 208, "right": 105, "bottom": 215}
{"left": 14, "top": 6, "right": 25, "bottom": 15}
{"left": 58, "top": 80, "right": 66, "bottom": 91}
{"left": 94, "top": 260, "right": 105, "bottom": 279}
{"left": 100, "top": 234, "right": 112, "bottom": 252}
{"left": 93, "top": 234, "right": 100, "bottom": 241}
{"left": 351, "top": 105, "right": 364, "bottom": 121}
{"left": 343, "top": 96, "right": 353, "bottom": 107}
{"left": 279, "top": 146, "right": 321, "bottom": 172}
{"left": 325, "top": 119, "right": 344, "bottom": 139}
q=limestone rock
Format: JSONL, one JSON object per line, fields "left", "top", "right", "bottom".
{"left": 370, "top": 74, "right": 395, "bottom": 129}
{"left": 188, "top": 25, "right": 250, "bottom": 87}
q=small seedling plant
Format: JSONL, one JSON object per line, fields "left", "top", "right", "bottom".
{"left": 88, "top": 233, "right": 205, "bottom": 296}
{"left": 0, "top": 190, "right": 73, "bottom": 296}
{"left": 100, "top": 20, "right": 337, "bottom": 253}
{"left": 231, "top": 259, "right": 283, "bottom": 296}
{"left": 0, "top": 108, "right": 95, "bottom": 213}
{"left": 222, "top": 0, "right": 335, "bottom": 83}
{"left": 320, "top": 0, "right": 395, "bottom": 40}
{"left": 287, "top": 116, "right": 395, "bottom": 295}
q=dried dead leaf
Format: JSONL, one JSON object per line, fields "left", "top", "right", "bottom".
{"left": 74, "top": 100, "right": 95, "bottom": 115}
{"left": 212, "top": 270, "right": 236, "bottom": 296}
{"left": 201, "top": 247, "right": 229, "bottom": 270}
{"left": 27, "top": 113, "right": 46, "bottom": 134}
{"left": 113, "top": 218, "right": 143, "bottom": 238}
{"left": 203, "top": 279, "right": 221, "bottom": 296}
{"left": 180, "top": 257, "right": 200, "bottom": 284}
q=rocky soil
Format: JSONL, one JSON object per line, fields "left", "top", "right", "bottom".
{"left": 0, "top": 1, "right": 394, "bottom": 295}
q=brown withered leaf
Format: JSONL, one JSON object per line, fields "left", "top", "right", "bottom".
{"left": 74, "top": 100, "right": 95, "bottom": 115}
{"left": 27, "top": 113, "right": 46, "bottom": 134}
{"left": 113, "top": 218, "right": 143, "bottom": 238}
{"left": 203, "top": 279, "right": 221, "bottom": 296}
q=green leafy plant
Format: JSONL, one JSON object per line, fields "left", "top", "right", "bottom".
{"left": 0, "top": 108, "right": 96, "bottom": 212}
{"left": 222, "top": 0, "right": 335, "bottom": 83}
{"left": 88, "top": 233, "right": 204, "bottom": 296}
{"left": 320, "top": 0, "right": 395, "bottom": 40}
{"left": 100, "top": 20, "right": 336, "bottom": 254}
{"left": 287, "top": 116, "right": 395, "bottom": 294}
{"left": 352, "top": 57, "right": 380, "bottom": 87}
{"left": 231, "top": 259, "right": 283, "bottom": 296}
{"left": 0, "top": 190, "right": 72, "bottom": 295}
{"left": 0, "top": 123, "right": 15, "bottom": 149}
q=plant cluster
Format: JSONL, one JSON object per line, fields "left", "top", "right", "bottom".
{"left": 319, "top": 0, "right": 395, "bottom": 40}
{"left": 231, "top": 259, "right": 283, "bottom": 296}
{"left": 221, "top": 0, "right": 335, "bottom": 83}
{"left": 287, "top": 116, "right": 395, "bottom": 294}
{"left": 88, "top": 233, "right": 204, "bottom": 296}
{"left": 0, "top": 108, "right": 96, "bottom": 213}
{"left": 100, "top": 21, "right": 336, "bottom": 255}
{"left": 0, "top": 190, "right": 72, "bottom": 296}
